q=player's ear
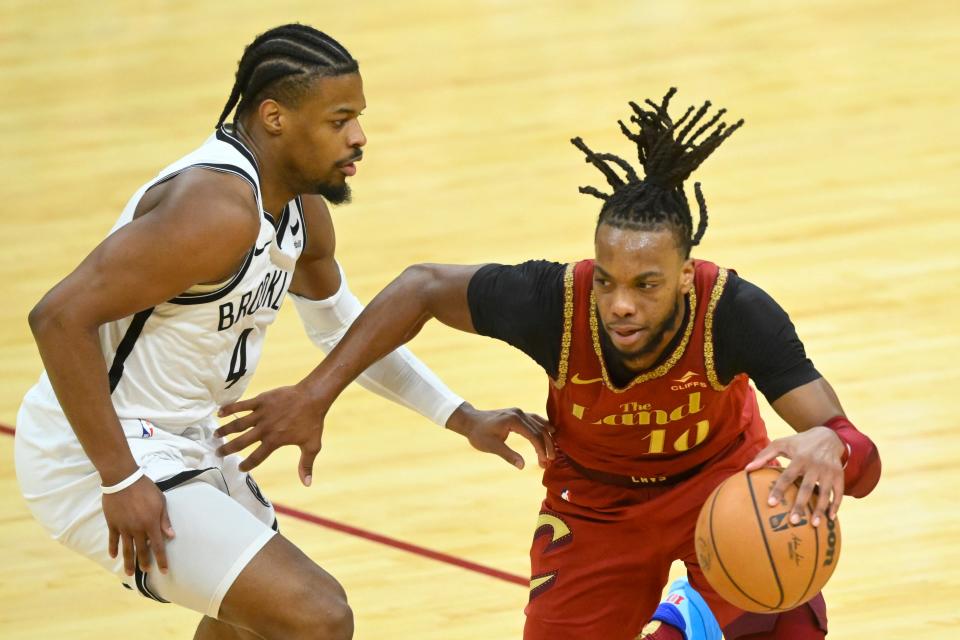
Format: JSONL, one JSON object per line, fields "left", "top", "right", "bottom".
{"left": 257, "top": 99, "right": 284, "bottom": 136}
{"left": 679, "top": 258, "right": 695, "bottom": 294}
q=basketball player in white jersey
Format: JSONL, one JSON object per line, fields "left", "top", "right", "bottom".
{"left": 15, "top": 24, "right": 552, "bottom": 640}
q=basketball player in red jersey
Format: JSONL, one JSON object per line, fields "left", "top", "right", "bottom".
{"left": 217, "top": 89, "right": 881, "bottom": 639}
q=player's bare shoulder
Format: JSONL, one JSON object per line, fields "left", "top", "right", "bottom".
{"left": 136, "top": 167, "right": 261, "bottom": 281}
{"left": 145, "top": 167, "right": 260, "bottom": 238}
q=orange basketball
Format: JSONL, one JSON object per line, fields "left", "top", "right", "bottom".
{"left": 694, "top": 467, "right": 841, "bottom": 613}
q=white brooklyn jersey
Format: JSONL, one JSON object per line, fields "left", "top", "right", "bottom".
{"left": 25, "top": 125, "right": 305, "bottom": 431}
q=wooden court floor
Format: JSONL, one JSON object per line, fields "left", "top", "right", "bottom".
{"left": 1, "top": 0, "right": 958, "bottom": 637}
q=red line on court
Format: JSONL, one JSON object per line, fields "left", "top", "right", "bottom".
{"left": 0, "top": 422, "right": 527, "bottom": 587}
{"left": 273, "top": 503, "right": 526, "bottom": 586}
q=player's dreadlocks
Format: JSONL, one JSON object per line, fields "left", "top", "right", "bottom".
{"left": 572, "top": 88, "right": 743, "bottom": 257}
{"left": 216, "top": 24, "right": 358, "bottom": 128}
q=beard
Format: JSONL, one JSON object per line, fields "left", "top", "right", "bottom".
{"left": 316, "top": 180, "right": 352, "bottom": 205}
{"left": 317, "top": 149, "right": 362, "bottom": 205}
{"left": 606, "top": 296, "right": 683, "bottom": 366}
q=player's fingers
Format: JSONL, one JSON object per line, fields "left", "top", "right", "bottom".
{"left": 544, "top": 430, "right": 556, "bottom": 462}
{"left": 792, "top": 474, "right": 818, "bottom": 525}
{"left": 511, "top": 418, "right": 549, "bottom": 467}
{"left": 486, "top": 438, "right": 525, "bottom": 470}
{"left": 527, "top": 415, "right": 557, "bottom": 459}
{"left": 530, "top": 413, "right": 556, "bottom": 435}
{"left": 217, "top": 397, "right": 259, "bottom": 419}
{"left": 299, "top": 446, "right": 319, "bottom": 487}
{"left": 238, "top": 444, "right": 274, "bottom": 473}
{"left": 108, "top": 527, "right": 119, "bottom": 559}
{"left": 216, "top": 426, "right": 263, "bottom": 457}
{"left": 744, "top": 442, "right": 784, "bottom": 472}
{"left": 516, "top": 411, "right": 543, "bottom": 435}
{"left": 811, "top": 480, "right": 832, "bottom": 528}
{"left": 829, "top": 473, "right": 845, "bottom": 521}
{"left": 135, "top": 533, "right": 152, "bottom": 573}
{"left": 150, "top": 524, "right": 169, "bottom": 574}
{"left": 121, "top": 533, "right": 135, "bottom": 576}
{"left": 768, "top": 465, "right": 800, "bottom": 507}
{"left": 214, "top": 412, "right": 258, "bottom": 438}
{"left": 161, "top": 503, "right": 176, "bottom": 539}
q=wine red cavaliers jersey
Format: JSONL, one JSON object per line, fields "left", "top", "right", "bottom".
{"left": 546, "top": 259, "right": 768, "bottom": 481}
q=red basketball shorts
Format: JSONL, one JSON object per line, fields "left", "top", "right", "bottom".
{"left": 523, "top": 436, "right": 827, "bottom": 640}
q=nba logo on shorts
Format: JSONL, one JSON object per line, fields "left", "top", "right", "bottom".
{"left": 139, "top": 420, "right": 155, "bottom": 438}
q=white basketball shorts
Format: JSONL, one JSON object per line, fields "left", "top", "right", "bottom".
{"left": 14, "top": 390, "right": 278, "bottom": 618}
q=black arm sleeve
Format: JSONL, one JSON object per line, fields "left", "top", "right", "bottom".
{"left": 466, "top": 260, "right": 566, "bottom": 378}
{"left": 713, "top": 272, "right": 821, "bottom": 402}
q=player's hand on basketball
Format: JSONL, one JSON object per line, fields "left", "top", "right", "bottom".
{"left": 744, "top": 426, "right": 847, "bottom": 528}
{"left": 102, "top": 474, "right": 175, "bottom": 577}
{"left": 216, "top": 384, "right": 326, "bottom": 487}
{"left": 445, "top": 402, "right": 556, "bottom": 469}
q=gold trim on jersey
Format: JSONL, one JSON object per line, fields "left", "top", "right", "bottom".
{"left": 588, "top": 286, "right": 697, "bottom": 393}
{"left": 552, "top": 263, "right": 575, "bottom": 389}
{"left": 704, "top": 268, "right": 729, "bottom": 391}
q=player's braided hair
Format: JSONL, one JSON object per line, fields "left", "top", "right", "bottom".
{"left": 216, "top": 24, "right": 358, "bottom": 128}
{"left": 572, "top": 88, "right": 743, "bottom": 256}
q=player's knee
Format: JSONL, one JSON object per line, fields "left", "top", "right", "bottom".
{"left": 288, "top": 590, "right": 353, "bottom": 640}
{"left": 263, "top": 574, "right": 351, "bottom": 640}
{"left": 317, "top": 596, "right": 354, "bottom": 640}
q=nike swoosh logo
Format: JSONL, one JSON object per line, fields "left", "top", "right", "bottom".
{"left": 253, "top": 240, "right": 272, "bottom": 256}
{"left": 570, "top": 373, "right": 603, "bottom": 385}
{"left": 290, "top": 220, "right": 300, "bottom": 236}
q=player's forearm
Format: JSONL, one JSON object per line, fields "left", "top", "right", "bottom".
{"left": 291, "top": 262, "right": 467, "bottom": 424}
{"left": 298, "top": 265, "right": 441, "bottom": 406}
{"left": 29, "top": 301, "right": 137, "bottom": 485}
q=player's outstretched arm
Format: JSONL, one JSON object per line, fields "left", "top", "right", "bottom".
{"left": 216, "top": 262, "right": 555, "bottom": 483}
{"left": 284, "top": 195, "right": 463, "bottom": 426}
{"left": 28, "top": 168, "right": 260, "bottom": 577}
{"left": 745, "top": 377, "right": 881, "bottom": 528}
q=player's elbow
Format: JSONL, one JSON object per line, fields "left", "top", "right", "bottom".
{"left": 398, "top": 263, "right": 445, "bottom": 304}
{"left": 28, "top": 293, "right": 81, "bottom": 345}
{"left": 28, "top": 296, "right": 58, "bottom": 339}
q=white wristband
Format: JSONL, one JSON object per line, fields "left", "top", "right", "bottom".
{"left": 101, "top": 467, "right": 145, "bottom": 494}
